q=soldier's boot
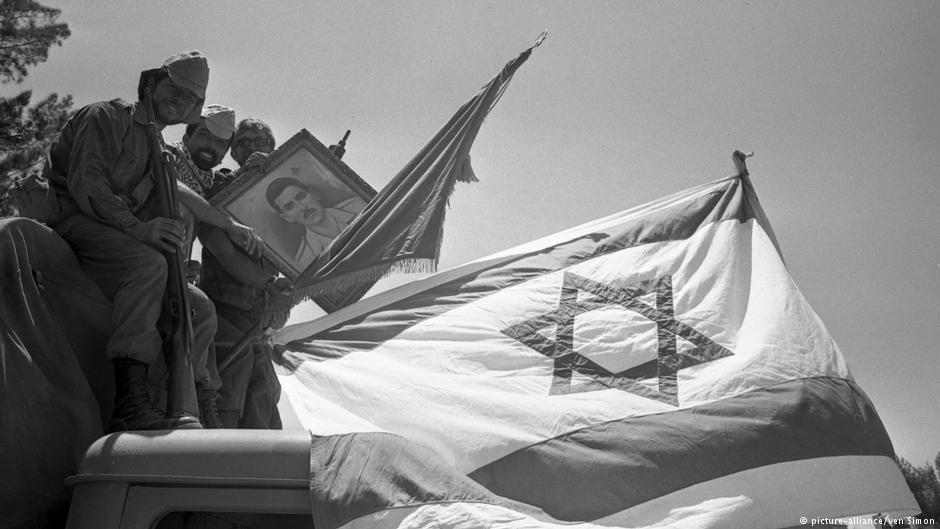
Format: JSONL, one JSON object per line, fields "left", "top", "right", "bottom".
{"left": 198, "top": 388, "right": 224, "bottom": 429}
{"left": 110, "top": 359, "right": 203, "bottom": 432}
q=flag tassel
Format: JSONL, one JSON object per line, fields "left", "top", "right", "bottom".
{"left": 290, "top": 258, "right": 438, "bottom": 307}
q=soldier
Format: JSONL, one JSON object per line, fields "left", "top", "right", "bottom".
{"left": 46, "top": 51, "right": 261, "bottom": 431}
{"left": 199, "top": 118, "right": 289, "bottom": 429}
{"left": 172, "top": 104, "right": 234, "bottom": 196}
{"left": 164, "top": 103, "right": 243, "bottom": 429}
{"left": 166, "top": 103, "right": 237, "bottom": 261}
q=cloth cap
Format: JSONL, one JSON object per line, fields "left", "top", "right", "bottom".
{"left": 201, "top": 104, "right": 235, "bottom": 139}
{"left": 162, "top": 50, "right": 209, "bottom": 99}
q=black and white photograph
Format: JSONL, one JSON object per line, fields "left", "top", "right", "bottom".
{"left": 1, "top": 1, "right": 938, "bottom": 527}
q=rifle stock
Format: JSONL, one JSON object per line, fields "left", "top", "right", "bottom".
{"left": 143, "top": 87, "right": 197, "bottom": 420}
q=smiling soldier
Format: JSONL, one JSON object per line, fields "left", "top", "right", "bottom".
{"left": 166, "top": 104, "right": 237, "bottom": 259}
{"left": 44, "top": 51, "right": 261, "bottom": 431}
{"left": 171, "top": 104, "right": 235, "bottom": 194}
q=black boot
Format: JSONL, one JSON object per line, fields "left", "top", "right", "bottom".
{"left": 110, "top": 359, "right": 202, "bottom": 432}
{"left": 197, "top": 388, "right": 224, "bottom": 429}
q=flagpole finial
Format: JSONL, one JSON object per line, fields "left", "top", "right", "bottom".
{"left": 528, "top": 31, "right": 548, "bottom": 51}
{"left": 732, "top": 150, "right": 754, "bottom": 177}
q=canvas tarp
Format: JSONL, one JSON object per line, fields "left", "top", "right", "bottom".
{"left": 0, "top": 217, "right": 112, "bottom": 528}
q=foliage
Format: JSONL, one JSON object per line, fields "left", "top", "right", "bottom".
{"left": 896, "top": 454, "right": 940, "bottom": 522}
{"left": 0, "top": 0, "right": 70, "bottom": 84}
{"left": 0, "top": 0, "right": 72, "bottom": 216}
{"left": 0, "top": 90, "right": 72, "bottom": 177}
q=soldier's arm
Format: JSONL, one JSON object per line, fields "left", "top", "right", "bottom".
{"left": 64, "top": 102, "right": 141, "bottom": 230}
{"left": 177, "top": 181, "right": 263, "bottom": 257}
{"left": 64, "top": 103, "right": 185, "bottom": 252}
{"left": 197, "top": 223, "right": 276, "bottom": 290}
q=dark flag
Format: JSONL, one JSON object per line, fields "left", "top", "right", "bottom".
{"left": 291, "top": 32, "right": 547, "bottom": 310}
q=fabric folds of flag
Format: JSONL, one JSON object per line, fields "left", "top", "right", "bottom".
{"left": 291, "top": 33, "right": 547, "bottom": 309}
{"left": 275, "top": 175, "right": 918, "bottom": 528}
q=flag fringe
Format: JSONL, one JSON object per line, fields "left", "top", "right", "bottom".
{"left": 290, "top": 258, "right": 439, "bottom": 309}
{"left": 456, "top": 154, "right": 478, "bottom": 184}
{"left": 260, "top": 290, "right": 294, "bottom": 331}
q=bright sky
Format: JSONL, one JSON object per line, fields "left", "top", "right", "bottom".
{"left": 14, "top": 1, "right": 939, "bottom": 465}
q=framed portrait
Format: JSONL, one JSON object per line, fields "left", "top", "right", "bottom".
{"left": 210, "top": 129, "right": 377, "bottom": 284}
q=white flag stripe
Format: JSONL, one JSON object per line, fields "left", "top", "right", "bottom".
{"left": 279, "top": 371, "right": 386, "bottom": 435}
{"left": 340, "top": 496, "right": 756, "bottom": 529}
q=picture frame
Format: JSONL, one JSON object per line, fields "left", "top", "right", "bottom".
{"left": 210, "top": 129, "right": 377, "bottom": 285}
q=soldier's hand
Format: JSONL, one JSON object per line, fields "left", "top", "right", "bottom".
{"left": 242, "top": 151, "right": 270, "bottom": 174}
{"left": 125, "top": 217, "right": 185, "bottom": 253}
{"left": 263, "top": 276, "right": 293, "bottom": 295}
{"left": 226, "top": 221, "right": 264, "bottom": 257}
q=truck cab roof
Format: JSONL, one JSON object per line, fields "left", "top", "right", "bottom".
{"left": 67, "top": 429, "right": 313, "bottom": 488}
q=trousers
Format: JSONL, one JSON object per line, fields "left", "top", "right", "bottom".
{"left": 54, "top": 212, "right": 220, "bottom": 390}
{"left": 214, "top": 304, "right": 281, "bottom": 428}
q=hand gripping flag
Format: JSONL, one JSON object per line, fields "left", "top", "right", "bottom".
{"left": 291, "top": 33, "right": 548, "bottom": 310}
{"left": 274, "top": 175, "right": 918, "bottom": 529}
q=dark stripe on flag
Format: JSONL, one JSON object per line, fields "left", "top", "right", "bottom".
{"left": 310, "top": 432, "right": 501, "bottom": 529}
{"left": 467, "top": 376, "right": 894, "bottom": 521}
{"left": 283, "top": 175, "right": 766, "bottom": 356}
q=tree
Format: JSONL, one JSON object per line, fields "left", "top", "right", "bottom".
{"left": 1, "top": 0, "right": 70, "bottom": 83}
{"left": 896, "top": 454, "right": 940, "bottom": 523}
{"left": 0, "top": 0, "right": 72, "bottom": 216}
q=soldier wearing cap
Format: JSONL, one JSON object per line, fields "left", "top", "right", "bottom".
{"left": 167, "top": 104, "right": 237, "bottom": 258}
{"left": 200, "top": 118, "right": 288, "bottom": 429}
{"left": 171, "top": 104, "right": 236, "bottom": 197}
{"left": 45, "top": 51, "right": 260, "bottom": 431}
{"left": 162, "top": 103, "right": 242, "bottom": 428}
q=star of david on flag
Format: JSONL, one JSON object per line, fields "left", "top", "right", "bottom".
{"left": 274, "top": 173, "right": 917, "bottom": 529}
{"left": 502, "top": 272, "right": 733, "bottom": 403}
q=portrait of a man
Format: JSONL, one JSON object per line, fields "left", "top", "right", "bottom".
{"left": 265, "top": 176, "right": 367, "bottom": 269}
{"left": 210, "top": 129, "right": 376, "bottom": 280}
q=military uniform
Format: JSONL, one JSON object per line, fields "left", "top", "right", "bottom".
{"left": 46, "top": 51, "right": 219, "bottom": 431}
{"left": 201, "top": 165, "right": 283, "bottom": 429}
{"left": 170, "top": 108, "right": 283, "bottom": 429}
{"left": 200, "top": 231, "right": 283, "bottom": 429}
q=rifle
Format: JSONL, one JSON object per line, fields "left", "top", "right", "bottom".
{"left": 143, "top": 86, "right": 197, "bottom": 421}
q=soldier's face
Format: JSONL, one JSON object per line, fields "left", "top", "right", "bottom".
{"left": 231, "top": 130, "right": 274, "bottom": 166}
{"left": 185, "top": 121, "right": 230, "bottom": 170}
{"left": 152, "top": 78, "right": 198, "bottom": 126}
{"left": 275, "top": 185, "right": 324, "bottom": 227}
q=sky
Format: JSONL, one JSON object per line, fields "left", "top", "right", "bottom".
{"left": 12, "top": 1, "right": 939, "bottom": 465}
